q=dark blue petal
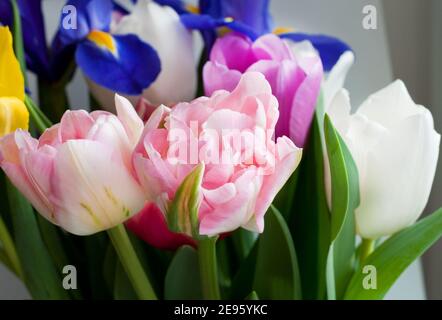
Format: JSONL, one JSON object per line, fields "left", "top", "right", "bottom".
{"left": 113, "top": 0, "right": 130, "bottom": 15}
{"left": 0, "top": 0, "right": 51, "bottom": 79}
{"left": 154, "top": 0, "right": 187, "bottom": 14}
{"left": 57, "top": 0, "right": 113, "bottom": 46}
{"left": 76, "top": 34, "right": 161, "bottom": 95}
{"left": 199, "top": 0, "right": 273, "bottom": 35}
{"left": 280, "top": 32, "right": 352, "bottom": 71}
{"left": 181, "top": 13, "right": 258, "bottom": 42}
{"left": 0, "top": 1, "right": 12, "bottom": 26}
{"left": 125, "top": 0, "right": 187, "bottom": 14}
{"left": 17, "top": 0, "right": 50, "bottom": 77}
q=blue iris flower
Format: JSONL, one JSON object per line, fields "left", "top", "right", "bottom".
{"left": 55, "top": 0, "right": 161, "bottom": 95}
{"left": 1, "top": 0, "right": 161, "bottom": 95}
{"left": 177, "top": 0, "right": 352, "bottom": 71}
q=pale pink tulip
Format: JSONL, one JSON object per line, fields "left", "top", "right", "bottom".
{"left": 131, "top": 72, "right": 302, "bottom": 239}
{"left": 0, "top": 95, "right": 146, "bottom": 235}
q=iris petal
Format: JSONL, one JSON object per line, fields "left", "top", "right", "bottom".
{"left": 57, "top": 0, "right": 113, "bottom": 46}
{"left": 76, "top": 33, "right": 161, "bottom": 95}
{"left": 199, "top": 0, "right": 273, "bottom": 35}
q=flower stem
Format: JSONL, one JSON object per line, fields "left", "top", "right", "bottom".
{"left": 359, "top": 238, "right": 375, "bottom": 264}
{"left": 24, "top": 95, "right": 52, "bottom": 133}
{"left": 0, "top": 215, "right": 23, "bottom": 279}
{"left": 198, "top": 236, "right": 221, "bottom": 299}
{"left": 107, "top": 224, "right": 157, "bottom": 300}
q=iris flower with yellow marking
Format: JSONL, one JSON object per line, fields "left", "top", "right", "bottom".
{"left": 0, "top": 26, "right": 29, "bottom": 137}
{"left": 57, "top": 0, "right": 161, "bottom": 95}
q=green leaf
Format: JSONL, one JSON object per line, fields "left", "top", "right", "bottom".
{"left": 344, "top": 208, "right": 442, "bottom": 299}
{"left": 164, "top": 246, "right": 203, "bottom": 300}
{"left": 246, "top": 291, "right": 259, "bottom": 300}
{"left": 324, "top": 114, "right": 360, "bottom": 299}
{"left": 253, "top": 206, "right": 302, "bottom": 299}
{"left": 0, "top": 214, "right": 22, "bottom": 278}
{"left": 273, "top": 170, "right": 299, "bottom": 220}
{"left": 168, "top": 164, "right": 204, "bottom": 237}
{"left": 229, "top": 239, "right": 258, "bottom": 299}
{"left": 230, "top": 228, "right": 257, "bottom": 262}
{"left": 83, "top": 233, "right": 112, "bottom": 299}
{"left": 289, "top": 108, "right": 330, "bottom": 299}
{"left": 10, "top": 0, "right": 27, "bottom": 85}
{"left": 37, "top": 216, "right": 70, "bottom": 275}
{"left": 6, "top": 181, "right": 69, "bottom": 299}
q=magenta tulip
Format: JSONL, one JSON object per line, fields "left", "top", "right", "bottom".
{"left": 203, "top": 33, "right": 323, "bottom": 147}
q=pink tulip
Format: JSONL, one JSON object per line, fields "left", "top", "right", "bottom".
{"left": 0, "top": 95, "right": 146, "bottom": 235}
{"left": 130, "top": 72, "right": 302, "bottom": 242}
{"left": 204, "top": 33, "right": 323, "bottom": 147}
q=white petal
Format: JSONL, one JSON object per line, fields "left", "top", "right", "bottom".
{"left": 357, "top": 79, "right": 422, "bottom": 128}
{"left": 356, "top": 111, "right": 440, "bottom": 239}
{"left": 324, "top": 51, "right": 355, "bottom": 112}
{"left": 115, "top": 94, "right": 144, "bottom": 146}
{"left": 50, "top": 140, "right": 145, "bottom": 235}
{"left": 114, "top": 0, "right": 197, "bottom": 105}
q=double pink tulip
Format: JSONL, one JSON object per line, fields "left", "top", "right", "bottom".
{"left": 0, "top": 72, "right": 302, "bottom": 249}
{"left": 204, "top": 33, "right": 323, "bottom": 148}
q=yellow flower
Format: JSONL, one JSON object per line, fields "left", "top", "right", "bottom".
{"left": 0, "top": 26, "right": 29, "bottom": 136}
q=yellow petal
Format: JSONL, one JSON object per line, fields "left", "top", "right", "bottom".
{"left": 273, "top": 26, "right": 295, "bottom": 35}
{"left": 0, "top": 26, "right": 25, "bottom": 101}
{"left": 0, "top": 97, "right": 29, "bottom": 137}
{"left": 87, "top": 30, "right": 117, "bottom": 55}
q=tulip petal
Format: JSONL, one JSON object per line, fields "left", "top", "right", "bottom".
{"left": 248, "top": 137, "right": 302, "bottom": 232}
{"left": 115, "top": 94, "right": 144, "bottom": 146}
{"left": 0, "top": 97, "right": 29, "bottom": 136}
{"left": 356, "top": 112, "right": 440, "bottom": 239}
{"left": 57, "top": 0, "right": 113, "bottom": 46}
{"left": 0, "top": 27, "right": 24, "bottom": 100}
{"left": 289, "top": 56, "right": 323, "bottom": 147}
{"left": 0, "top": 131, "right": 54, "bottom": 220}
{"left": 323, "top": 51, "right": 355, "bottom": 110}
{"left": 76, "top": 33, "right": 161, "bottom": 95}
{"left": 126, "top": 203, "right": 197, "bottom": 250}
{"left": 50, "top": 140, "right": 145, "bottom": 235}
{"left": 357, "top": 80, "right": 422, "bottom": 128}
{"left": 199, "top": 167, "right": 261, "bottom": 236}
{"left": 59, "top": 110, "right": 95, "bottom": 142}
{"left": 280, "top": 33, "right": 352, "bottom": 71}
{"left": 203, "top": 61, "right": 242, "bottom": 96}
{"left": 210, "top": 33, "right": 254, "bottom": 72}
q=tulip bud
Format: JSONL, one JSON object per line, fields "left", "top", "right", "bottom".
{"left": 327, "top": 81, "right": 440, "bottom": 239}
{"left": 0, "top": 26, "right": 29, "bottom": 137}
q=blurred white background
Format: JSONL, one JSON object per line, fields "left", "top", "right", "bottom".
{"left": 0, "top": 0, "right": 440, "bottom": 299}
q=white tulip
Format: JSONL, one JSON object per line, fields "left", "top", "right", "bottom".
{"left": 327, "top": 81, "right": 440, "bottom": 239}
{"left": 88, "top": 0, "right": 197, "bottom": 110}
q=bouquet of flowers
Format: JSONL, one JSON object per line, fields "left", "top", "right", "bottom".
{"left": 0, "top": 0, "right": 440, "bottom": 301}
